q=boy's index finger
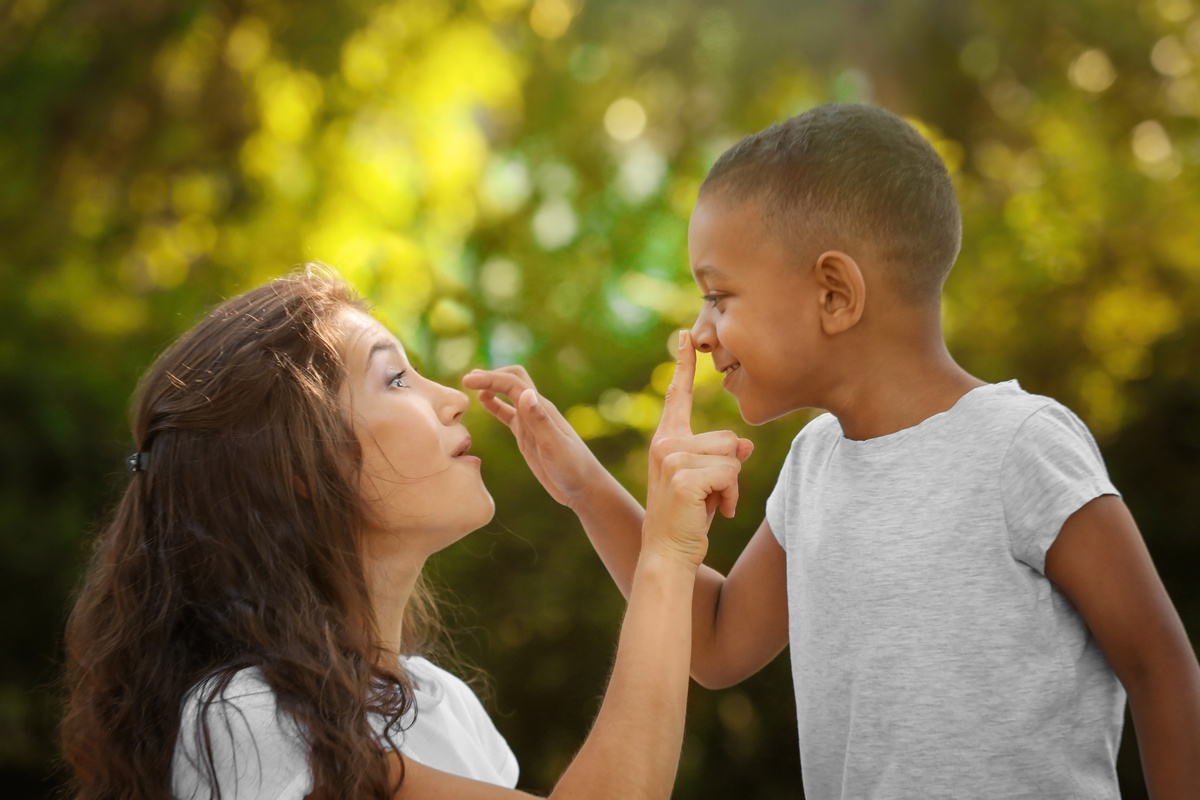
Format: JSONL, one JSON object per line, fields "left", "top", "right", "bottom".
{"left": 657, "top": 330, "right": 696, "bottom": 438}
{"left": 462, "top": 369, "right": 530, "bottom": 401}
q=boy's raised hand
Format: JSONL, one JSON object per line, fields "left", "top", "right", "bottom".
{"left": 462, "top": 365, "right": 601, "bottom": 509}
{"left": 643, "top": 331, "right": 754, "bottom": 568}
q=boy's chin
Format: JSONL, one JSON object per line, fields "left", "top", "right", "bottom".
{"left": 736, "top": 397, "right": 782, "bottom": 426}
{"left": 735, "top": 390, "right": 805, "bottom": 426}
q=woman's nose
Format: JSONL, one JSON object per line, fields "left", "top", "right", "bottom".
{"left": 439, "top": 384, "right": 469, "bottom": 425}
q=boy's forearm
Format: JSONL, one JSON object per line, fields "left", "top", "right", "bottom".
{"left": 1126, "top": 652, "right": 1200, "bottom": 799}
{"left": 568, "top": 469, "right": 646, "bottom": 598}
{"left": 566, "top": 465, "right": 744, "bottom": 686}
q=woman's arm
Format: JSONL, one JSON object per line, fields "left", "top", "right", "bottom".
{"left": 464, "top": 335, "right": 787, "bottom": 690}
{"left": 396, "top": 548, "right": 700, "bottom": 800}
{"left": 400, "top": 343, "right": 745, "bottom": 800}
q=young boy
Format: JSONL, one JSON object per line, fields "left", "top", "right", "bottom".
{"left": 464, "top": 103, "right": 1200, "bottom": 798}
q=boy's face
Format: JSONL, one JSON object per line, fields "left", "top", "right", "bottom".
{"left": 688, "top": 194, "right": 825, "bottom": 424}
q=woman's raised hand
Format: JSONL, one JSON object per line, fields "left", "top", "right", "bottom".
{"left": 462, "top": 365, "right": 601, "bottom": 509}
{"left": 643, "top": 332, "right": 753, "bottom": 570}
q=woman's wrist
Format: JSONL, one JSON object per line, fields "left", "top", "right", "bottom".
{"left": 637, "top": 539, "right": 704, "bottom": 579}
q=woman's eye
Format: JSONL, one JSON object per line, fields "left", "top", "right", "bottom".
{"left": 389, "top": 370, "right": 408, "bottom": 389}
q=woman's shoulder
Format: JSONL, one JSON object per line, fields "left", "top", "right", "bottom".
{"left": 396, "top": 656, "right": 519, "bottom": 787}
{"left": 402, "top": 656, "right": 476, "bottom": 704}
{"left": 173, "top": 668, "right": 311, "bottom": 800}
{"left": 179, "top": 667, "right": 297, "bottom": 735}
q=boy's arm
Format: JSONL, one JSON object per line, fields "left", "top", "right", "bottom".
{"left": 1045, "top": 495, "right": 1200, "bottom": 799}
{"left": 463, "top": 338, "right": 789, "bottom": 688}
{"left": 569, "top": 472, "right": 789, "bottom": 688}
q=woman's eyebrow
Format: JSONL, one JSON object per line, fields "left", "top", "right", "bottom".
{"left": 366, "top": 339, "right": 401, "bottom": 369}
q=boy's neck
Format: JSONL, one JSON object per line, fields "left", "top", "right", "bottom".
{"left": 822, "top": 306, "right": 985, "bottom": 441}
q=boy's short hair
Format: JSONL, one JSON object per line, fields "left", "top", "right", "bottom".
{"left": 701, "top": 103, "right": 962, "bottom": 305}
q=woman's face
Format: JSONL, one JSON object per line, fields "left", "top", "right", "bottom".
{"left": 337, "top": 308, "right": 494, "bottom": 554}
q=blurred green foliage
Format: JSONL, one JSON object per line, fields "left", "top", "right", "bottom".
{"left": 2, "top": 0, "right": 1198, "bottom": 797}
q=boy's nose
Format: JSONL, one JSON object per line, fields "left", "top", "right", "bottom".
{"left": 690, "top": 315, "right": 716, "bottom": 353}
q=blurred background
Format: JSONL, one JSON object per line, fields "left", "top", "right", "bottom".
{"left": 2, "top": 0, "right": 1198, "bottom": 797}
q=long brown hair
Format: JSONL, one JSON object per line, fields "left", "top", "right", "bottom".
{"left": 62, "top": 270, "right": 438, "bottom": 799}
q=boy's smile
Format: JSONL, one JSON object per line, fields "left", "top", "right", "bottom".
{"left": 687, "top": 195, "right": 825, "bottom": 424}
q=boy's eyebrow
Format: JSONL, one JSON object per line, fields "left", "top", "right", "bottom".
{"left": 693, "top": 264, "right": 728, "bottom": 281}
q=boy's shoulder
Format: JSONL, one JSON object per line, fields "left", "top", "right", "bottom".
{"left": 952, "top": 379, "right": 1075, "bottom": 429}
{"left": 788, "top": 380, "right": 1091, "bottom": 456}
{"left": 951, "top": 381, "right": 1098, "bottom": 449}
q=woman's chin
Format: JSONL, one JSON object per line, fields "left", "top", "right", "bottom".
{"left": 474, "top": 493, "right": 497, "bottom": 529}
{"left": 457, "top": 492, "right": 496, "bottom": 540}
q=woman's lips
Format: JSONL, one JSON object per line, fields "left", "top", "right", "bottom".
{"left": 452, "top": 436, "right": 480, "bottom": 463}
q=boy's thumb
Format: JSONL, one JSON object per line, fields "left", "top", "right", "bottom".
{"left": 736, "top": 438, "right": 754, "bottom": 463}
{"left": 519, "top": 389, "right": 549, "bottom": 422}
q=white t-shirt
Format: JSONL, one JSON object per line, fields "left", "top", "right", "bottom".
{"left": 766, "top": 380, "right": 1125, "bottom": 799}
{"left": 171, "top": 656, "right": 518, "bottom": 799}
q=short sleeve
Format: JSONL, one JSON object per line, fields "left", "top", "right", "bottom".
{"left": 395, "top": 656, "right": 519, "bottom": 788}
{"left": 431, "top": 665, "right": 520, "bottom": 784}
{"left": 765, "top": 441, "right": 797, "bottom": 547}
{"left": 1002, "top": 403, "right": 1119, "bottom": 574}
{"left": 172, "top": 671, "right": 311, "bottom": 800}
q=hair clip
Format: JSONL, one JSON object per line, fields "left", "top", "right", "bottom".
{"left": 126, "top": 452, "right": 149, "bottom": 473}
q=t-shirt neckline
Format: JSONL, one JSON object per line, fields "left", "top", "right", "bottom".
{"left": 833, "top": 380, "right": 1018, "bottom": 456}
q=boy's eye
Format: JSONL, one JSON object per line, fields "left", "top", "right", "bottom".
{"left": 702, "top": 294, "right": 726, "bottom": 307}
{"left": 389, "top": 370, "right": 408, "bottom": 389}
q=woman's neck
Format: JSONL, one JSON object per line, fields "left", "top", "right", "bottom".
{"left": 360, "top": 530, "right": 425, "bottom": 663}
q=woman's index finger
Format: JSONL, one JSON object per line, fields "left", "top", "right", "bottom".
{"left": 657, "top": 331, "right": 696, "bottom": 437}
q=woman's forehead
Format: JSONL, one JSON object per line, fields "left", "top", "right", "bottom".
{"left": 339, "top": 309, "right": 407, "bottom": 364}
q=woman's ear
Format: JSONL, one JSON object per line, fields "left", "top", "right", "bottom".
{"left": 294, "top": 474, "right": 311, "bottom": 500}
{"left": 814, "top": 250, "right": 866, "bottom": 335}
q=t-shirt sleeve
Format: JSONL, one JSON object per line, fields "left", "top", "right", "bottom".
{"left": 439, "top": 668, "right": 520, "bottom": 783}
{"left": 172, "top": 673, "right": 311, "bottom": 800}
{"left": 765, "top": 439, "right": 798, "bottom": 547}
{"left": 1001, "top": 403, "right": 1120, "bottom": 574}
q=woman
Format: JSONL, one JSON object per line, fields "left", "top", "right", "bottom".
{"left": 61, "top": 269, "right": 741, "bottom": 799}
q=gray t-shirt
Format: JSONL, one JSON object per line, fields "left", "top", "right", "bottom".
{"left": 766, "top": 381, "right": 1124, "bottom": 799}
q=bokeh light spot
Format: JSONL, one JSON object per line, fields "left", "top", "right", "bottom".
{"left": 480, "top": 258, "right": 522, "bottom": 307}
{"left": 566, "top": 404, "right": 610, "bottom": 439}
{"left": 1068, "top": 49, "right": 1117, "bottom": 93}
{"left": 532, "top": 198, "right": 578, "bottom": 250}
{"left": 604, "top": 97, "right": 647, "bottom": 142}
{"left": 1151, "top": 36, "right": 1193, "bottom": 77}
{"left": 225, "top": 17, "right": 270, "bottom": 72}
{"left": 530, "top": 0, "right": 574, "bottom": 40}
{"left": 1132, "top": 120, "right": 1173, "bottom": 163}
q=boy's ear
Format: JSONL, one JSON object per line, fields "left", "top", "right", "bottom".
{"left": 814, "top": 250, "right": 865, "bottom": 335}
